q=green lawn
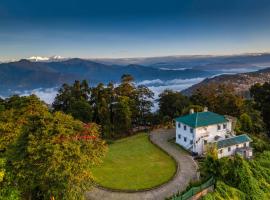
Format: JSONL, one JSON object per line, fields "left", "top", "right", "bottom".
{"left": 91, "top": 133, "right": 177, "bottom": 191}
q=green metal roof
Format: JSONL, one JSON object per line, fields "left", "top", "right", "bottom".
{"left": 217, "top": 134, "right": 252, "bottom": 149}
{"left": 175, "top": 111, "right": 228, "bottom": 128}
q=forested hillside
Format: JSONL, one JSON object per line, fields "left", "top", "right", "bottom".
{"left": 182, "top": 67, "right": 270, "bottom": 96}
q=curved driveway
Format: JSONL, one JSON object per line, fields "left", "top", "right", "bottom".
{"left": 86, "top": 129, "right": 198, "bottom": 200}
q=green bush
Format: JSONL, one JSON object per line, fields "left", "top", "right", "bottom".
{"left": 202, "top": 152, "right": 270, "bottom": 200}
{"left": 203, "top": 181, "right": 245, "bottom": 200}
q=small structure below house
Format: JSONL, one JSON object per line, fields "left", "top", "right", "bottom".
{"left": 235, "top": 147, "right": 253, "bottom": 159}
{"left": 175, "top": 108, "right": 253, "bottom": 158}
{"left": 217, "top": 134, "right": 252, "bottom": 159}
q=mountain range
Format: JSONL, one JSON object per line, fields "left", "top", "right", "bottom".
{"left": 93, "top": 53, "right": 270, "bottom": 68}
{"left": 0, "top": 58, "right": 213, "bottom": 96}
{"left": 1, "top": 53, "right": 270, "bottom": 99}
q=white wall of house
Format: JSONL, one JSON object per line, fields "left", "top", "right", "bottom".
{"left": 217, "top": 142, "right": 250, "bottom": 158}
{"left": 176, "top": 120, "right": 233, "bottom": 155}
{"left": 176, "top": 122, "right": 194, "bottom": 151}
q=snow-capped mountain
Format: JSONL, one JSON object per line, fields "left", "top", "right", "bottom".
{"left": 27, "top": 55, "right": 65, "bottom": 62}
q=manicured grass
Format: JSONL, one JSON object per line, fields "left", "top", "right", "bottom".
{"left": 92, "top": 133, "right": 177, "bottom": 191}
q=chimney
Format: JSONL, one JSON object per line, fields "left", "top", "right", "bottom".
{"left": 190, "top": 108, "right": 194, "bottom": 114}
{"left": 204, "top": 107, "right": 208, "bottom": 112}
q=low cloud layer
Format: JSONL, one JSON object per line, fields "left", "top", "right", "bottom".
{"left": 136, "top": 77, "right": 205, "bottom": 111}
{"left": 136, "top": 77, "right": 204, "bottom": 87}
{"left": 1, "top": 77, "right": 205, "bottom": 112}
{"left": 12, "top": 88, "right": 59, "bottom": 104}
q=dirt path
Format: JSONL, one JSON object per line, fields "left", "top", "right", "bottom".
{"left": 86, "top": 129, "right": 198, "bottom": 200}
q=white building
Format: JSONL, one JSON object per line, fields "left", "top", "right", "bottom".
{"left": 175, "top": 109, "right": 252, "bottom": 158}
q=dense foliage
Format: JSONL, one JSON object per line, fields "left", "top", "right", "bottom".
{"left": 52, "top": 80, "right": 92, "bottom": 122}
{"left": 250, "top": 82, "right": 270, "bottom": 135}
{"left": 0, "top": 95, "right": 107, "bottom": 200}
{"left": 158, "top": 89, "right": 190, "bottom": 120}
{"left": 53, "top": 75, "right": 154, "bottom": 138}
{"left": 203, "top": 181, "right": 245, "bottom": 200}
{"left": 202, "top": 151, "right": 270, "bottom": 200}
{"left": 190, "top": 84, "right": 244, "bottom": 117}
{"left": 198, "top": 83, "right": 270, "bottom": 199}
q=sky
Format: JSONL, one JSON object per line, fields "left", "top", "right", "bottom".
{"left": 1, "top": 0, "right": 270, "bottom": 60}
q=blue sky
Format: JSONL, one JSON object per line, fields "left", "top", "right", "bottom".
{"left": 1, "top": 0, "right": 270, "bottom": 60}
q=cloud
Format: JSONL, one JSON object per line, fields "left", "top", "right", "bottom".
{"left": 1, "top": 77, "right": 205, "bottom": 112}
{"left": 141, "top": 77, "right": 205, "bottom": 111}
{"left": 159, "top": 67, "right": 188, "bottom": 71}
{"left": 165, "top": 77, "right": 204, "bottom": 85}
{"left": 136, "top": 79, "right": 163, "bottom": 85}
{"left": 218, "top": 68, "right": 260, "bottom": 73}
{"left": 20, "top": 88, "right": 58, "bottom": 104}
{"left": 136, "top": 77, "right": 204, "bottom": 86}
{"left": 27, "top": 55, "right": 65, "bottom": 62}
{"left": 148, "top": 79, "right": 204, "bottom": 99}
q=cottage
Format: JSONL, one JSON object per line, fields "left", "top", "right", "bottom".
{"left": 175, "top": 108, "right": 252, "bottom": 158}
{"left": 217, "top": 135, "right": 252, "bottom": 159}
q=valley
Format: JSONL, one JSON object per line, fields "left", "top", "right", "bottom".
{"left": 1, "top": 53, "right": 270, "bottom": 104}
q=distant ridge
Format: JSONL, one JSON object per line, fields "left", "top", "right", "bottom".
{"left": 0, "top": 58, "right": 213, "bottom": 96}
{"left": 1, "top": 53, "right": 270, "bottom": 98}
{"left": 182, "top": 67, "right": 270, "bottom": 96}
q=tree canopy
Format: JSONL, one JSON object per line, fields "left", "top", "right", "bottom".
{"left": 53, "top": 80, "right": 93, "bottom": 122}
{"left": 53, "top": 75, "right": 154, "bottom": 138}
{"left": 250, "top": 82, "right": 270, "bottom": 135}
{"left": 158, "top": 89, "right": 190, "bottom": 120}
{"left": 190, "top": 84, "right": 244, "bottom": 117}
{"left": 202, "top": 151, "right": 270, "bottom": 200}
{"left": 0, "top": 95, "right": 107, "bottom": 200}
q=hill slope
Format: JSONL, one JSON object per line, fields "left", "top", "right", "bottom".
{"left": 182, "top": 68, "right": 270, "bottom": 96}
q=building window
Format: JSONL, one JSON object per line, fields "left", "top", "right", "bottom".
{"left": 190, "top": 128, "right": 194, "bottom": 133}
{"left": 219, "top": 149, "right": 223, "bottom": 154}
{"left": 184, "top": 137, "right": 187, "bottom": 142}
{"left": 244, "top": 143, "right": 247, "bottom": 147}
{"left": 204, "top": 140, "right": 207, "bottom": 145}
{"left": 217, "top": 124, "right": 221, "bottom": 131}
{"left": 178, "top": 123, "right": 181, "bottom": 128}
{"left": 228, "top": 147, "right": 231, "bottom": 152}
{"left": 184, "top": 125, "right": 186, "bottom": 130}
{"left": 178, "top": 134, "right": 181, "bottom": 139}
{"left": 190, "top": 140, "right": 193, "bottom": 145}
{"left": 236, "top": 144, "right": 239, "bottom": 148}
{"left": 223, "top": 124, "right": 227, "bottom": 129}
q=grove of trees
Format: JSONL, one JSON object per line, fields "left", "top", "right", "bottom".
{"left": 53, "top": 75, "right": 154, "bottom": 138}
{"left": 190, "top": 84, "right": 244, "bottom": 117}
{"left": 158, "top": 89, "right": 190, "bottom": 120}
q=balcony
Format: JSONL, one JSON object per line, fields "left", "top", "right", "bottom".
{"left": 195, "top": 133, "right": 209, "bottom": 144}
{"left": 200, "top": 131, "right": 209, "bottom": 137}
